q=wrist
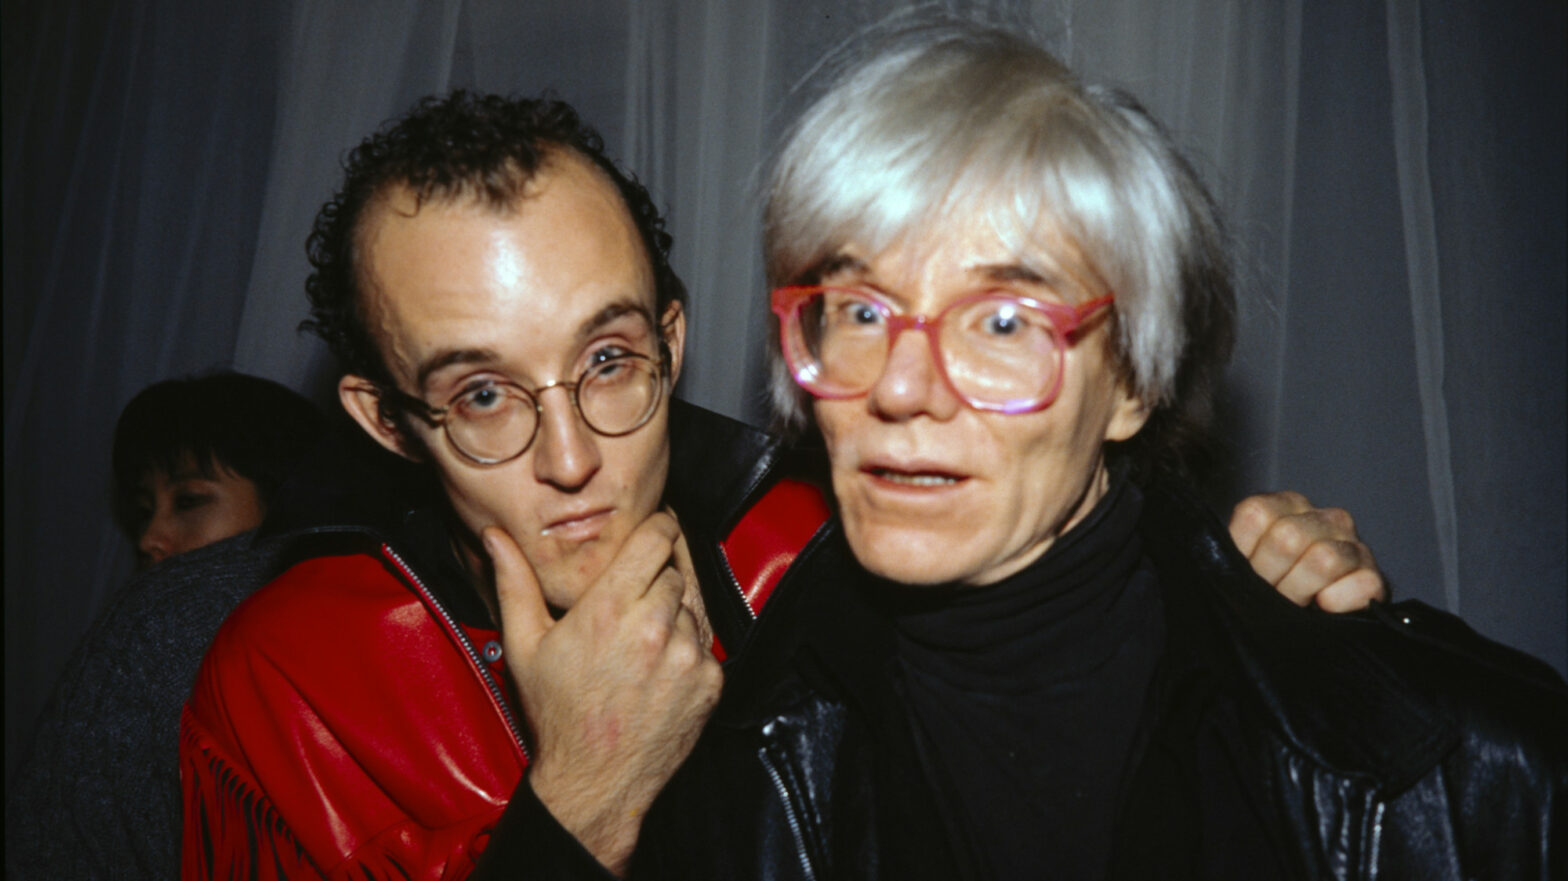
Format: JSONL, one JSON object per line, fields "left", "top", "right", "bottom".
{"left": 526, "top": 768, "right": 641, "bottom": 876}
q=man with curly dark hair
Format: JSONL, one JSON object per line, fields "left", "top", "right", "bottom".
{"left": 299, "top": 93, "right": 688, "bottom": 417}
{"left": 178, "top": 91, "right": 768, "bottom": 879}
{"left": 177, "top": 90, "right": 1386, "bottom": 880}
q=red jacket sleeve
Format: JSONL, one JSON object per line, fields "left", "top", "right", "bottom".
{"left": 179, "top": 553, "right": 527, "bottom": 880}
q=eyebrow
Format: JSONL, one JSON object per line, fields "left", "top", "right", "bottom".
{"left": 578, "top": 300, "right": 657, "bottom": 344}
{"left": 416, "top": 347, "right": 505, "bottom": 391}
{"left": 809, "top": 254, "right": 1062, "bottom": 291}
{"left": 972, "top": 262, "right": 1057, "bottom": 286}
{"left": 805, "top": 253, "right": 868, "bottom": 282}
{"left": 413, "top": 298, "right": 657, "bottom": 391}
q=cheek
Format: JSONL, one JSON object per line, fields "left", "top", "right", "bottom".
{"left": 605, "top": 408, "right": 672, "bottom": 508}
{"left": 434, "top": 464, "right": 522, "bottom": 538}
{"left": 813, "top": 400, "right": 858, "bottom": 458}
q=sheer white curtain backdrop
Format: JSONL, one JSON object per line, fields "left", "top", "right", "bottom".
{"left": 5, "top": 0, "right": 1563, "bottom": 779}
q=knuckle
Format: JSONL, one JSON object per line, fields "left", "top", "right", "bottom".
{"left": 1230, "top": 496, "right": 1275, "bottom": 533}
{"left": 666, "top": 637, "right": 702, "bottom": 669}
{"left": 1354, "top": 569, "right": 1388, "bottom": 603}
{"left": 656, "top": 566, "right": 684, "bottom": 591}
{"left": 1302, "top": 539, "right": 1357, "bottom": 576}
{"left": 1320, "top": 506, "right": 1356, "bottom": 535}
{"left": 1315, "top": 586, "right": 1357, "bottom": 614}
{"left": 1276, "top": 489, "right": 1311, "bottom": 510}
{"left": 632, "top": 614, "right": 673, "bottom": 652}
{"left": 1317, "top": 573, "right": 1379, "bottom": 612}
{"left": 1267, "top": 517, "right": 1314, "bottom": 557}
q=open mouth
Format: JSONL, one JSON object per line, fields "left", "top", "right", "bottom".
{"left": 867, "top": 466, "right": 965, "bottom": 487}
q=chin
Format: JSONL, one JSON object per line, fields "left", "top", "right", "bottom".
{"left": 844, "top": 519, "right": 984, "bottom": 587}
{"left": 530, "top": 541, "right": 612, "bottom": 611}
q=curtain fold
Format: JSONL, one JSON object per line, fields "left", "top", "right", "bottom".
{"left": 1384, "top": 0, "right": 1458, "bottom": 613}
{"left": 233, "top": 0, "right": 466, "bottom": 398}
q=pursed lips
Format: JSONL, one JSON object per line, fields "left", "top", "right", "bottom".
{"left": 540, "top": 507, "right": 615, "bottom": 540}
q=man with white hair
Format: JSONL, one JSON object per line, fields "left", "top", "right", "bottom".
{"left": 589, "top": 20, "right": 1566, "bottom": 881}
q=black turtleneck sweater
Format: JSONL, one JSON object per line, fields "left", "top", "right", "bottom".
{"left": 884, "top": 470, "right": 1165, "bottom": 881}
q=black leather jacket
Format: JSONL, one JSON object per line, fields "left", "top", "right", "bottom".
{"left": 627, "top": 480, "right": 1568, "bottom": 881}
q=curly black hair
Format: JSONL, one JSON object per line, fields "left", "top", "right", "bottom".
{"left": 301, "top": 91, "right": 686, "bottom": 393}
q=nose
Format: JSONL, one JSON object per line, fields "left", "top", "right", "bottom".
{"left": 530, "top": 387, "right": 603, "bottom": 490}
{"left": 866, "top": 327, "right": 962, "bottom": 421}
{"left": 138, "top": 515, "right": 175, "bottom": 567}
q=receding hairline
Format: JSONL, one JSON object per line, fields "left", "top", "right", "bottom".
{"left": 349, "top": 147, "right": 652, "bottom": 381}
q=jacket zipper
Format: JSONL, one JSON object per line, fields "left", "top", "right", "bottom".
{"left": 381, "top": 543, "right": 531, "bottom": 763}
{"left": 716, "top": 547, "right": 758, "bottom": 621}
{"left": 759, "top": 741, "right": 818, "bottom": 881}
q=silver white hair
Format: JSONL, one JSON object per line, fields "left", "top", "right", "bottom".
{"left": 763, "top": 20, "right": 1233, "bottom": 452}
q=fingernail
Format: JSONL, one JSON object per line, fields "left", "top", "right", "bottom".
{"left": 481, "top": 529, "right": 497, "bottom": 557}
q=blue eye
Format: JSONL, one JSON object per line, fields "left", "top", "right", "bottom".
{"left": 456, "top": 383, "right": 514, "bottom": 420}
{"left": 983, "top": 307, "right": 1022, "bottom": 336}
{"left": 589, "top": 345, "right": 632, "bottom": 365}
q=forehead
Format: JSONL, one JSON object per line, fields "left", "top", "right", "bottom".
{"left": 358, "top": 153, "right": 656, "bottom": 385}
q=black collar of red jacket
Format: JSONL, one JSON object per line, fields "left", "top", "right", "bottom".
{"left": 256, "top": 398, "right": 803, "bottom": 641}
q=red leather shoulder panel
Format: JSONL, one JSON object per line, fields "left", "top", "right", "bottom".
{"left": 183, "top": 552, "right": 523, "bottom": 877}
{"left": 719, "top": 477, "right": 832, "bottom": 617}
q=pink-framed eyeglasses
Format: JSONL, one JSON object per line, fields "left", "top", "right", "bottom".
{"left": 770, "top": 285, "right": 1114, "bottom": 414}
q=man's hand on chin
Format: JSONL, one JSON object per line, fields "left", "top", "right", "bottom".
{"left": 484, "top": 513, "right": 722, "bottom": 877}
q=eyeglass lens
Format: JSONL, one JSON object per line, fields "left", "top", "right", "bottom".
{"left": 795, "top": 289, "right": 1064, "bottom": 406}
{"left": 444, "top": 356, "right": 662, "bottom": 463}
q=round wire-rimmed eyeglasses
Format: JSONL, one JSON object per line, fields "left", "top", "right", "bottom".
{"left": 771, "top": 285, "right": 1115, "bottom": 415}
{"left": 375, "top": 352, "right": 667, "bottom": 465}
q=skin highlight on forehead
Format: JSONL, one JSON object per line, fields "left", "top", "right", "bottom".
{"left": 356, "top": 149, "right": 638, "bottom": 387}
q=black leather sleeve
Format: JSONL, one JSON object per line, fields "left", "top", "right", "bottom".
{"left": 468, "top": 776, "right": 620, "bottom": 881}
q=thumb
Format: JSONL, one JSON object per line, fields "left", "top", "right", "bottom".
{"left": 482, "top": 526, "right": 552, "bottom": 659}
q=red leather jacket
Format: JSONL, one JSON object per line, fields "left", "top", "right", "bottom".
{"left": 181, "top": 548, "right": 523, "bottom": 879}
{"left": 179, "top": 402, "right": 829, "bottom": 880}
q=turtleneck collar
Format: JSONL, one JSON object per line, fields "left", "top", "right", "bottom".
{"left": 883, "top": 466, "right": 1166, "bottom": 880}
{"left": 884, "top": 464, "right": 1149, "bottom": 693}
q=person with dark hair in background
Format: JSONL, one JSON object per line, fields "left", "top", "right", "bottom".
{"left": 178, "top": 91, "right": 1388, "bottom": 881}
{"left": 112, "top": 372, "right": 328, "bottom": 566}
{"left": 6, "top": 371, "right": 325, "bottom": 881}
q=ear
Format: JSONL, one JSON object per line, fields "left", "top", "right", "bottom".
{"left": 1104, "top": 384, "right": 1152, "bottom": 443}
{"left": 339, "top": 375, "right": 419, "bottom": 461}
{"left": 660, "top": 300, "right": 687, "bottom": 385}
